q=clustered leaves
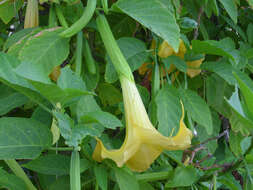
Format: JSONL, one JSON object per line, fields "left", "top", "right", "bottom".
{"left": 0, "top": 0, "right": 253, "bottom": 190}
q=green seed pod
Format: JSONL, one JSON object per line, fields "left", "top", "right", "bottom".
{"left": 70, "top": 150, "right": 81, "bottom": 190}
{"left": 60, "top": 0, "right": 97, "bottom": 38}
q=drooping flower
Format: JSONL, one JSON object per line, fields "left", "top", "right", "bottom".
{"left": 139, "top": 39, "right": 204, "bottom": 79}
{"left": 92, "top": 75, "right": 193, "bottom": 172}
{"left": 93, "top": 13, "right": 193, "bottom": 172}
{"left": 24, "top": 0, "right": 39, "bottom": 29}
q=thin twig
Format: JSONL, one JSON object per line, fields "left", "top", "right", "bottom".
{"left": 194, "top": 6, "right": 204, "bottom": 39}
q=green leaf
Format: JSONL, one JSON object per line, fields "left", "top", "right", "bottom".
{"left": 0, "top": 168, "right": 27, "bottom": 190}
{"left": 218, "top": 174, "right": 242, "bottom": 190}
{"left": 225, "top": 89, "right": 253, "bottom": 135}
{"left": 15, "top": 28, "right": 69, "bottom": 83}
{"left": 155, "top": 86, "right": 181, "bottom": 136}
{"left": 80, "top": 111, "right": 122, "bottom": 129}
{"left": 248, "top": 0, "right": 253, "bottom": 8}
{"left": 218, "top": 0, "right": 237, "bottom": 23}
{"left": 162, "top": 56, "right": 187, "bottom": 73}
{"left": 53, "top": 112, "right": 74, "bottom": 143}
{"left": 49, "top": 176, "right": 70, "bottom": 190}
{"left": 166, "top": 166, "right": 201, "bottom": 188}
{"left": 206, "top": 74, "right": 233, "bottom": 117}
{"left": 105, "top": 37, "right": 148, "bottom": 83}
{"left": 229, "top": 131, "right": 243, "bottom": 157}
{"left": 233, "top": 70, "right": 253, "bottom": 119}
{"left": 192, "top": 38, "right": 236, "bottom": 63}
{"left": 0, "top": 117, "right": 52, "bottom": 159}
{"left": 98, "top": 83, "right": 122, "bottom": 106}
{"left": 201, "top": 60, "right": 236, "bottom": 85}
{"left": 4, "top": 28, "right": 36, "bottom": 51}
{"left": 0, "top": 90, "right": 29, "bottom": 116}
{"left": 109, "top": 14, "right": 136, "bottom": 39}
{"left": 25, "top": 67, "right": 93, "bottom": 106}
{"left": 114, "top": 167, "right": 139, "bottom": 190}
{"left": 94, "top": 165, "right": 108, "bottom": 190}
{"left": 7, "top": 28, "right": 42, "bottom": 57}
{"left": 22, "top": 154, "right": 91, "bottom": 175}
{"left": 67, "top": 124, "right": 103, "bottom": 147}
{"left": 115, "top": 0, "right": 180, "bottom": 52}
{"left": 180, "top": 89, "right": 213, "bottom": 135}
{"left": 76, "top": 95, "right": 101, "bottom": 121}
{"left": 247, "top": 23, "right": 253, "bottom": 45}
{"left": 0, "top": 0, "right": 23, "bottom": 24}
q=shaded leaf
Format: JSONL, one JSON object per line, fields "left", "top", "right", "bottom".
{"left": 0, "top": 168, "right": 27, "bottom": 190}
{"left": 0, "top": 117, "right": 52, "bottom": 159}
{"left": 105, "top": 37, "right": 148, "bottom": 83}
{"left": 22, "top": 154, "right": 91, "bottom": 175}
{"left": 80, "top": 111, "right": 122, "bottom": 129}
{"left": 180, "top": 89, "right": 213, "bottom": 135}
{"left": 155, "top": 86, "right": 181, "bottom": 136}
{"left": 166, "top": 166, "right": 201, "bottom": 188}
{"left": 115, "top": 0, "right": 180, "bottom": 51}
{"left": 114, "top": 167, "right": 139, "bottom": 190}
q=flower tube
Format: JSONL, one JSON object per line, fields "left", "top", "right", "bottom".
{"left": 24, "top": 0, "right": 39, "bottom": 29}
{"left": 93, "top": 13, "right": 193, "bottom": 172}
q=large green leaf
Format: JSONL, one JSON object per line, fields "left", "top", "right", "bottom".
{"left": 206, "top": 74, "right": 233, "bottom": 117}
{"left": 27, "top": 67, "right": 93, "bottom": 106}
{"left": 155, "top": 86, "right": 181, "bottom": 136}
{"left": 4, "top": 28, "right": 36, "bottom": 51}
{"left": 115, "top": 0, "right": 180, "bottom": 51}
{"left": 201, "top": 60, "right": 236, "bottom": 85}
{"left": 233, "top": 70, "right": 253, "bottom": 119}
{"left": 180, "top": 89, "right": 213, "bottom": 135}
{"left": 7, "top": 28, "right": 42, "bottom": 57}
{"left": 105, "top": 37, "right": 148, "bottom": 83}
{"left": 0, "top": 0, "right": 23, "bottom": 24}
{"left": 218, "top": 0, "right": 237, "bottom": 23}
{"left": 80, "top": 111, "right": 122, "bottom": 129}
{"left": 0, "top": 168, "right": 27, "bottom": 190}
{"left": 0, "top": 117, "right": 52, "bottom": 159}
{"left": 0, "top": 50, "right": 50, "bottom": 110}
{"left": 114, "top": 167, "right": 139, "bottom": 190}
{"left": 98, "top": 83, "right": 122, "bottom": 106}
{"left": 0, "top": 84, "right": 29, "bottom": 115}
{"left": 67, "top": 124, "right": 103, "bottom": 147}
{"left": 0, "top": 92, "right": 28, "bottom": 116}
{"left": 22, "top": 154, "right": 91, "bottom": 175}
{"left": 166, "top": 166, "right": 201, "bottom": 188}
{"left": 192, "top": 38, "right": 237, "bottom": 63}
{"left": 162, "top": 56, "right": 187, "bottom": 73}
{"left": 15, "top": 28, "right": 69, "bottom": 83}
{"left": 225, "top": 89, "right": 253, "bottom": 135}
{"left": 94, "top": 165, "right": 108, "bottom": 190}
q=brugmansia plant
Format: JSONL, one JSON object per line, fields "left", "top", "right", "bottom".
{"left": 92, "top": 13, "right": 193, "bottom": 172}
{"left": 0, "top": 0, "right": 253, "bottom": 189}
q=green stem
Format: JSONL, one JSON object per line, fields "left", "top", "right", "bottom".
{"left": 48, "top": 147, "right": 75, "bottom": 151}
{"left": 48, "top": 4, "right": 58, "bottom": 27}
{"left": 212, "top": 173, "right": 217, "bottom": 190}
{"left": 75, "top": 31, "right": 83, "bottom": 77}
{"left": 4, "top": 159, "right": 37, "bottom": 190}
{"left": 96, "top": 12, "right": 134, "bottom": 81}
{"left": 136, "top": 171, "right": 169, "bottom": 182}
{"left": 55, "top": 5, "right": 69, "bottom": 28}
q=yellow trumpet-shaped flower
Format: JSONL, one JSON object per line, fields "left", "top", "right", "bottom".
{"left": 139, "top": 39, "right": 204, "bottom": 79}
{"left": 92, "top": 76, "right": 193, "bottom": 172}
{"left": 24, "top": 0, "right": 39, "bottom": 29}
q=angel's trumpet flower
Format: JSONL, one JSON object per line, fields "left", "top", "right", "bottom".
{"left": 93, "top": 76, "right": 193, "bottom": 172}
{"left": 24, "top": 0, "right": 39, "bottom": 29}
{"left": 93, "top": 13, "right": 193, "bottom": 172}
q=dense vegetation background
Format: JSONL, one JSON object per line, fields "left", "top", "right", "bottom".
{"left": 0, "top": 0, "right": 253, "bottom": 189}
